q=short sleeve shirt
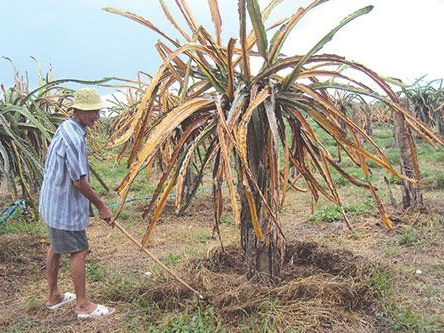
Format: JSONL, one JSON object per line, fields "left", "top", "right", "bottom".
{"left": 39, "top": 118, "right": 90, "bottom": 231}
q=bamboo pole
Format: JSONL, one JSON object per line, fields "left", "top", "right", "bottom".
{"left": 111, "top": 220, "right": 204, "bottom": 299}
{"left": 89, "top": 164, "right": 110, "bottom": 193}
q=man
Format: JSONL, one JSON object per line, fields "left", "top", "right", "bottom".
{"left": 39, "top": 88, "right": 114, "bottom": 318}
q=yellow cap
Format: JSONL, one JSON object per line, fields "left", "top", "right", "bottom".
{"left": 70, "top": 88, "right": 107, "bottom": 111}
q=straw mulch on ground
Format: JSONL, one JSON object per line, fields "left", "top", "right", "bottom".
{"left": 131, "top": 241, "right": 384, "bottom": 332}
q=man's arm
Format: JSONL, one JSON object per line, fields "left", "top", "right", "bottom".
{"left": 73, "top": 175, "right": 113, "bottom": 224}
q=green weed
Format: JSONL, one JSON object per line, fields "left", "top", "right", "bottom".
{"left": 420, "top": 170, "right": 431, "bottom": 178}
{"left": 86, "top": 259, "right": 107, "bottom": 282}
{"left": 437, "top": 215, "right": 444, "bottom": 226}
{"left": 379, "top": 137, "right": 394, "bottom": 149}
{"left": 385, "top": 149, "right": 400, "bottom": 166}
{"left": 101, "top": 273, "right": 150, "bottom": 302}
{"left": 310, "top": 199, "right": 371, "bottom": 224}
{"left": 195, "top": 230, "right": 212, "bottom": 242}
{"left": 395, "top": 227, "right": 419, "bottom": 246}
{"left": 130, "top": 181, "right": 155, "bottom": 194}
{"left": 309, "top": 205, "right": 342, "bottom": 223}
{"left": 344, "top": 197, "right": 372, "bottom": 213}
{"left": 116, "top": 209, "right": 136, "bottom": 222}
{"left": 434, "top": 153, "right": 444, "bottom": 163}
{"left": 150, "top": 306, "right": 225, "bottom": 333}
{"left": 435, "top": 172, "right": 444, "bottom": 190}
{"left": 366, "top": 159, "right": 380, "bottom": 169}
{"left": 382, "top": 305, "right": 442, "bottom": 332}
{"left": 239, "top": 300, "right": 300, "bottom": 333}
{"left": 258, "top": 300, "right": 278, "bottom": 332}
{"left": 331, "top": 169, "right": 349, "bottom": 187}
{"left": 163, "top": 253, "right": 182, "bottom": 266}
{"left": 431, "top": 262, "right": 444, "bottom": 273}
{"left": 220, "top": 216, "right": 234, "bottom": 225}
{"left": 368, "top": 267, "right": 393, "bottom": 297}
{"left": 386, "top": 173, "right": 403, "bottom": 185}
{"left": 25, "top": 295, "right": 40, "bottom": 312}
{"left": 329, "top": 167, "right": 376, "bottom": 187}
{"left": 417, "top": 143, "right": 436, "bottom": 156}
{"left": 59, "top": 256, "right": 71, "bottom": 274}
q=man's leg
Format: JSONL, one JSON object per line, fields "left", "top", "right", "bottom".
{"left": 46, "top": 245, "right": 62, "bottom": 306}
{"left": 70, "top": 249, "right": 96, "bottom": 314}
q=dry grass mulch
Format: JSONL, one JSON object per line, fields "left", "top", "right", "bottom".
{"left": 129, "top": 242, "right": 385, "bottom": 332}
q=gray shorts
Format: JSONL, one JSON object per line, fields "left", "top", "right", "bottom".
{"left": 48, "top": 226, "right": 89, "bottom": 254}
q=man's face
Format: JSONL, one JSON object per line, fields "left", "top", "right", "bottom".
{"left": 75, "top": 110, "right": 101, "bottom": 127}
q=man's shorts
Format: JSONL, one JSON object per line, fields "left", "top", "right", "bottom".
{"left": 47, "top": 226, "right": 89, "bottom": 254}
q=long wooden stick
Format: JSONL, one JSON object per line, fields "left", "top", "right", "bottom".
{"left": 89, "top": 164, "right": 110, "bottom": 193}
{"left": 112, "top": 220, "right": 204, "bottom": 299}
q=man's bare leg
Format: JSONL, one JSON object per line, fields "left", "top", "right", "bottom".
{"left": 70, "top": 249, "right": 96, "bottom": 314}
{"left": 46, "top": 245, "right": 63, "bottom": 306}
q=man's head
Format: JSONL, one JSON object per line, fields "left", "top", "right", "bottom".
{"left": 70, "top": 88, "right": 107, "bottom": 127}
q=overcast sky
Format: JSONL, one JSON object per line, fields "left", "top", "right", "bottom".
{"left": 1, "top": 0, "right": 442, "bottom": 95}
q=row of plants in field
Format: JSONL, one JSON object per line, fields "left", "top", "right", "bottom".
{"left": 0, "top": 61, "right": 68, "bottom": 218}
{"left": 0, "top": 60, "right": 119, "bottom": 218}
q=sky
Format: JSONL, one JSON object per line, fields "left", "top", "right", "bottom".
{"left": 1, "top": 0, "right": 443, "bottom": 97}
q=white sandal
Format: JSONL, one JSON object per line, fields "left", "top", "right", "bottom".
{"left": 46, "top": 292, "right": 76, "bottom": 310}
{"left": 77, "top": 304, "right": 115, "bottom": 319}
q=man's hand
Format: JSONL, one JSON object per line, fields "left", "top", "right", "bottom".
{"left": 73, "top": 176, "right": 115, "bottom": 228}
{"left": 98, "top": 204, "right": 114, "bottom": 228}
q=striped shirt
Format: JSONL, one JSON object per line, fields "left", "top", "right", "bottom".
{"left": 39, "top": 118, "right": 90, "bottom": 231}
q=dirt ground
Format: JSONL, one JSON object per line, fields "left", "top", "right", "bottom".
{"left": 1, "top": 182, "right": 444, "bottom": 332}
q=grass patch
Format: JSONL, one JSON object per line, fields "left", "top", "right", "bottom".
{"left": 435, "top": 172, "right": 444, "bottom": 190}
{"left": 195, "top": 230, "right": 212, "bottom": 242}
{"left": 129, "top": 181, "right": 156, "bottom": 195}
{"left": 385, "top": 149, "right": 400, "bottom": 166}
{"left": 417, "top": 142, "right": 440, "bottom": 160}
{"left": 334, "top": 167, "right": 376, "bottom": 186}
{"left": 381, "top": 305, "right": 442, "bottom": 333}
{"left": 101, "top": 273, "right": 152, "bottom": 303}
{"left": 221, "top": 216, "right": 234, "bottom": 225}
{"left": 309, "top": 205, "right": 342, "bottom": 223}
{"left": 367, "top": 265, "right": 442, "bottom": 332}
{"left": 149, "top": 306, "right": 225, "bottom": 333}
{"left": 163, "top": 253, "right": 182, "bottom": 266}
{"left": 386, "top": 173, "right": 403, "bottom": 185}
{"left": 0, "top": 204, "right": 46, "bottom": 235}
{"left": 368, "top": 267, "right": 393, "bottom": 297}
{"left": 115, "top": 208, "right": 139, "bottom": 222}
{"left": 25, "top": 295, "right": 40, "bottom": 312}
{"left": 309, "top": 199, "right": 372, "bottom": 224}
{"left": 373, "top": 127, "right": 393, "bottom": 140}
{"left": 395, "top": 227, "right": 419, "bottom": 247}
{"left": 86, "top": 259, "right": 107, "bottom": 282}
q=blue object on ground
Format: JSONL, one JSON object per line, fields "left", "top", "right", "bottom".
{"left": 0, "top": 199, "right": 24, "bottom": 228}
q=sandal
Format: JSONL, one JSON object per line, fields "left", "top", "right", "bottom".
{"left": 77, "top": 304, "right": 115, "bottom": 319}
{"left": 46, "top": 292, "right": 76, "bottom": 310}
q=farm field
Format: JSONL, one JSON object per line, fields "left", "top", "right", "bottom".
{"left": 3, "top": 1, "right": 444, "bottom": 332}
{"left": 1, "top": 125, "right": 444, "bottom": 332}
